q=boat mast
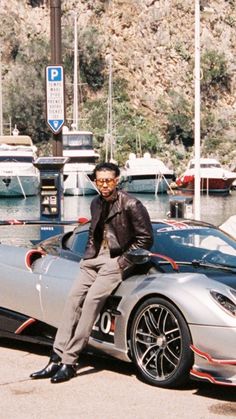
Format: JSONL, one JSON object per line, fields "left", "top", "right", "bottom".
{"left": 0, "top": 50, "right": 3, "bottom": 135}
{"left": 136, "top": 132, "right": 142, "bottom": 156}
{"left": 105, "top": 55, "right": 115, "bottom": 161}
{"left": 73, "top": 12, "right": 78, "bottom": 131}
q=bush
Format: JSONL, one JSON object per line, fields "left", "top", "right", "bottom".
{"left": 201, "top": 50, "right": 231, "bottom": 96}
{"left": 79, "top": 28, "right": 105, "bottom": 90}
{"left": 165, "top": 91, "right": 193, "bottom": 148}
{"left": 62, "top": 25, "right": 105, "bottom": 92}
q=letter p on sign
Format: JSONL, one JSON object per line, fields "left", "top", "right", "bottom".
{"left": 48, "top": 67, "right": 61, "bottom": 82}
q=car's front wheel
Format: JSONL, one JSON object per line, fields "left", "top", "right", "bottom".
{"left": 130, "top": 297, "right": 193, "bottom": 388}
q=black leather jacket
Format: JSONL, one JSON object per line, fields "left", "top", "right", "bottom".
{"left": 83, "top": 190, "right": 153, "bottom": 276}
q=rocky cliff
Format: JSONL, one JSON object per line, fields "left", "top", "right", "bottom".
{"left": 1, "top": 0, "right": 236, "bottom": 168}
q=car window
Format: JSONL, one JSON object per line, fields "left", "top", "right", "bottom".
{"left": 152, "top": 222, "right": 236, "bottom": 263}
{"left": 70, "top": 231, "right": 89, "bottom": 256}
{"left": 192, "top": 233, "right": 236, "bottom": 256}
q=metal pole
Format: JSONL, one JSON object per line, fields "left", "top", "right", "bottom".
{"left": 194, "top": 0, "right": 201, "bottom": 220}
{"left": 73, "top": 13, "right": 78, "bottom": 131}
{"left": 105, "top": 55, "right": 113, "bottom": 161}
{"left": 50, "top": 0, "right": 63, "bottom": 156}
{"left": 109, "top": 55, "right": 113, "bottom": 160}
{"left": 0, "top": 50, "right": 3, "bottom": 135}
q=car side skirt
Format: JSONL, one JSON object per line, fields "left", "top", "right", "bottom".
{"left": 0, "top": 307, "right": 55, "bottom": 345}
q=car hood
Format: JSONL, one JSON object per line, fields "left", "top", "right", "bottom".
{"left": 204, "top": 272, "right": 236, "bottom": 291}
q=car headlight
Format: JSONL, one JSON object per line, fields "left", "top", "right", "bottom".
{"left": 210, "top": 290, "right": 236, "bottom": 317}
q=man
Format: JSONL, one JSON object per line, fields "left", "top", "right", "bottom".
{"left": 30, "top": 162, "right": 153, "bottom": 383}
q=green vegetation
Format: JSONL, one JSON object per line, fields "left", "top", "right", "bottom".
{"left": 0, "top": 5, "right": 235, "bottom": 175}
{"left": 79, "top": 28, "right": 106, "bottom": 91}
{"left": 201, "top": 50, "right": 231, "bottom": 97}
{"left": 174, "top": 42, "right": 191, "bottom": 61}
{"left": 3, "top": 37, "right": 50, "bottom": 142}
{"left": 165, "top": 91, "right": 193, "bottom": 148}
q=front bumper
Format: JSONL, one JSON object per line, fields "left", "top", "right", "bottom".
{"left": 189, "top": 324, "right": 236, "bottom": 386}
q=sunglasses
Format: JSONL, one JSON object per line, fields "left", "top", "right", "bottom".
{"left": 95, "top": 178, "right": 117, "bottom": 187}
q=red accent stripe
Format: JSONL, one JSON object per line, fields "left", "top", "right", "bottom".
{"left": 162, "top": 220, "right": 189, "bottom": 228}
{"left": 190, "top": 369, "right": 236, "bottom": 386}
{"left": 15, "top": 318, "right": 36, "bottom": 334}
{"left": 190, "top": 344, "right": 236, "bottom": 365}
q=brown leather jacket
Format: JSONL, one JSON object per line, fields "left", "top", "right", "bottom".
{"left": 83, "top": 190, "right": 153, "bottom": 277}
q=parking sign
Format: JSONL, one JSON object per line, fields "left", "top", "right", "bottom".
{"left": 46, "top": 65, "right": 65, "bottom": 134}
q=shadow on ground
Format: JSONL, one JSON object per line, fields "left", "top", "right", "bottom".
{"left": 194, "top": 382, "right": 236, "bottom": 403}
{"left": 0, "top": 338, "right": 135, "bottom": 379}
{"left": 1, "top": 337, "right": 236, "bottom": 405}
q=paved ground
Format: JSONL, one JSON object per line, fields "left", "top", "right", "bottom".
{"left": 0, "top": 339, "right": 235, "bottom": 419}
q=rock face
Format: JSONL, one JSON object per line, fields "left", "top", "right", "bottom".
{"left": 1, "top": 0, "right": 236, "bottom": 165}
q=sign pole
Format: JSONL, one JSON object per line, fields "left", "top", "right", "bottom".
{"left": 50, "top": 0, "right": 63, "bottom": 156}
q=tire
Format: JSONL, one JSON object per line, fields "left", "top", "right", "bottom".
{"left": 130, "top": 297, "right": 193, "bottom": 388}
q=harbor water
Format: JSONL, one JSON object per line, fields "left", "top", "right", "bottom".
{"left": 0, "top": 190, "right": 235, "bottom": 226}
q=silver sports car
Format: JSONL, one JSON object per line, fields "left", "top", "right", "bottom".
{"left": 0, "top": 218, "right": 236, "bottom": 388}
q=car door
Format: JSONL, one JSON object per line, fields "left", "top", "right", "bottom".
{"left": 0, "top": 245, "right": 44, "bottom": 320}
{"left": 33, "top": 254, "right": 80, "bottom": 327}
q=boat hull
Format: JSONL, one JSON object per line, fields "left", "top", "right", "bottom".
{"left": 63, "top": 169, "right": 98, "bottom": 196}
{"left": 121, "top": 153, "right": 175, "bottom": 194}
{"left": 177, "top": 177, "right": 235, "bottom": 194}
{"left": 176, "top": 158, "right": 236, "bottom": 195}
{"left": 0, "top": 175, "right": 39, "bottom": 197}
{"left": 62, "top": 129, "right": 99, "bottom": 196}
{"left": 0, "top": 135, "right": 39, "bottom": 197}
{"left": 120, "top": 174, "right": 173, "bottom": 194}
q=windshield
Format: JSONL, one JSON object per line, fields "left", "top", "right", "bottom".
{"left": 0, "top": 156, "right": 34, "bottom": 163}
{"left": 63, "top": 133, "right": 93, "bottom": 150}
{"left": 153, "top": 222, "right": 236, "bottom": 266}
{"left": 189, "top": 163, "right": 221, "bottom": 169}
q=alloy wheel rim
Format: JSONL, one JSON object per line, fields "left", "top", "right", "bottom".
{"left": 132, "top": 303, "right": 182, "bottom": 381}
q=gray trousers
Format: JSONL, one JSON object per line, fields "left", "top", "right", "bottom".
{"left": 53, "top": 247, "right": 122, "bottom": 365}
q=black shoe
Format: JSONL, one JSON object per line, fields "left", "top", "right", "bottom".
{"left": 30, "top": 361, "right": 61, "bottom": 380}
{"left": 50, "top": 364, "right": 77, "bottom": 384}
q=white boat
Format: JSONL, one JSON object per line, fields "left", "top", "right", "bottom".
{"left": 120, "top": 152, "right": 175, "bottom": 194}
{"left": 0, "top": 134, "right": 39, "bottom": 198}
{"left": 176, "top": 158, "right": 236, "bottom": 194}
{"left": 62, "top": 128, "right": 99, "bottom": 196}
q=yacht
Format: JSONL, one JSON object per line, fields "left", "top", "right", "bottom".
{"left": 120, "top": 152, "right": 175, "bottom": 194}
{"left": 0, "top": 134, "right": 39, "bottom": 198}
{"left": 62, "top": 127, "right": 99, "bottom": 196}
{"left": 176, "top": 158, "right": 236, "bottom": 194}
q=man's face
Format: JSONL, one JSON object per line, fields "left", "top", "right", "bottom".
{"left": 95, "top": 170, "right": 119, "bottom": 198}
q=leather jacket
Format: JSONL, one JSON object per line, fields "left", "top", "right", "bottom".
{"left": 83, "top": 190, "right": 153, "bottom": 277}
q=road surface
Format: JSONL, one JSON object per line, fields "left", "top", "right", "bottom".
{"left": 0, "top": 339, "right": 235, "bottom": 419}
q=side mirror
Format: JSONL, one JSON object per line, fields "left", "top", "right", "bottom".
{"left": 127, "top": 249, "right": 151, "bottom": 264}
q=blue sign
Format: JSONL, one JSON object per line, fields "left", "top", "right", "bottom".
{"left": 48, "top": 67, "right": 62, "bottom": 82}
{"left": 46, "top": 65, "right": 65, "bottom": 134}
